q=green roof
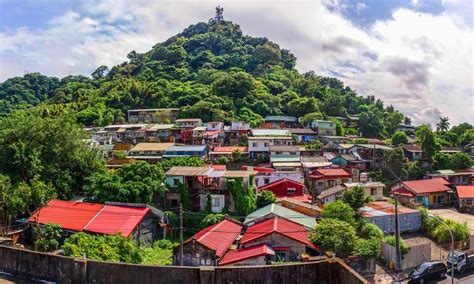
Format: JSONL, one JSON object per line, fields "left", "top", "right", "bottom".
{"left": 244, "top": 203, "right": 316, "bottom": 229}
{"left": 270, "top": 156, "right": 301, "bottom": 163}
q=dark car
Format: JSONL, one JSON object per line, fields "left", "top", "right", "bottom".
{"left": 408, "top": 261, "right": 447, "bottom": 283}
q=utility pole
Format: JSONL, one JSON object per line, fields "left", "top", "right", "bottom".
{"left": 179, "top": 203, "right": 184, "bottom": 266}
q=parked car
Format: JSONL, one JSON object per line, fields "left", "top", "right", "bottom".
{"left": 408, "top": 261, "right": 447, "bottom": 283}
{"left": 447, "top": 249, "right": 474, "bottom": 273}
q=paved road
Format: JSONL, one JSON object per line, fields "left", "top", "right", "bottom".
{"left": 433, "top": 270, "right": 474, "bottom": 283}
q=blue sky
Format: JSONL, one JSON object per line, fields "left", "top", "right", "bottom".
{"left": 0, "top": 0, "right": 472, "bottom": 125}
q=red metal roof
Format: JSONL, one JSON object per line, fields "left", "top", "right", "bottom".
{"left": 84, "top": 205, "right": 149, "bottom": 237}
{"left": 257, "top": 179, "right": 310, "bottom": 203}
{"left": 240, "top": 217, "right": 319, "bottom": 251}
{"left": 258, "top": 178, "right": 304, "bottom": 192}
{"left": 219, "top": 244, "right": 275, "bottom": 266}
{"left": 390, "top": 188, "right": 416, "bottom": 197}
{"left": 213, "top": 146, "right": 248, "bottom": 153}
{"left": 403, "top": 178, "right": 451, "bottom": 194}
{"left": 188, "top": 219, "right": 243, "bottom": 258}
{"left": 241, "top": 166, "right": 274, "bottom": 173}
{"left": 309, "top": 168, "right": 351, "bottom": 180}
{"left": 211, "top": 165, "right": 227, "bottom": 171}
{"left": 456, "top": 186, "right": 474, "bottom": 199}
{"left": 28, "top": 200, "right": 104, "bottom": 232}
{"left": 359, "top": 201, "right": 419, "bottom": 218}
{"left": 203, "top": 130, "right": 222, "bottom": 137}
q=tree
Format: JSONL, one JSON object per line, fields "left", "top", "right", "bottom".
{"left": 0, "top": 111, "right": 104, "bottom": 199}
{"left": 383, "top": 147, "right": 408, "bottom": 182}
{"left": 256, "top": 190, "right": 276, "bottom": 208}
{"left": 358, "top": 105, "right": 385, "bottom": 138}
{"left": 91, "top": 65, "right": 109, "bottom": 80}
{"left": 436, "top": 117, "right": 450, "bottom": 132}
{"left": 320, "top": 200, "right": 356, "bottom": 227}
{"left": 301, "top": 112, "right": 323, "bottom": 127}
{"left": 386, "top": 235, "right": 410, "bottom": 255}
{"left": 450, "top": 152, "right": 473, "bottom": 169}
{"left": 178, "top": 182, "right": 191, "bottom": 210}
{"left": 212, "top": 71, "right": 256, "bottom": 100}
{"left": 391, "top": 131, "right": 408, "bottom": 145}
{"left": 201, "top": 214, "right": 225, "bottom": 227}
{"left": 305, "top": 139, "right": 322, "bottom": 150}
{"left": 415, "top": 125, "right": 441, "bottom": 161}
{"left": 227, "top": 177, "right": 256, "bottom": 215}
{"left": 354, "top": 238, "right": 380, "bottom": 258}
{"left": 35, "top": 223, "right": 63, "bottom": 252}
{"left": 84, "top": 161, "right": 165, "bottom": 204}
{"left": 342, "top": 186, "right": 366, "bottom": 211}
{"left": 205, "top": 194, "right": 212, "bottom": 213}
{"left": 309, "top": 218, "right": 356, "bottom": 258}
{"left": 359, "top": 222, "right": 384, "bottom": 239}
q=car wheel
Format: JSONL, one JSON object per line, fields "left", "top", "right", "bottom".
{"left": 440, "top": 272, "right": 446, "bottom": 278}
{"left": 460, "top": 266, "right": 466, "bottom": 274}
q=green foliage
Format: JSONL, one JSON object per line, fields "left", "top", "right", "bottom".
{"left": 178, "top": 182, "right": 191, "bottom": 210}
{"left": 309, "top": 218, "right": 356, "bottom": 258}
{"left": 84, "top": 161, "right": 165, "bottom": 204}
{"left": 256, "top": 190, "right": 276, "bottom": 208}
{"left": 432, "top": 152, "right": 473, "bottom": 170}
{"left": 436, "top": 117, "right": 450, "bottom": 132}
{"left": 419, "top": 207, "right": 470, "bottom": 243}
{"left": 416, "top": 125, "right": 441, "bottom": 160}
{"left": 138, "top": 239, "right": 177, "bottom": 265}
{"left": 62, "top": 232, "right": 142, "bottom": 263}
{"left": 205, "top": 194, "right": 212, "bottom": 213}
{"left": 0, "top": 111, "right": 105, "bottom": 199}
{"left": 360, "top": 222, "right": 384, "bottom": 239}
{"left": 342, "top": 186, "right": 366, "bottom": 211}
{"left": 305, "top": 139, "right": 322, "bottom": 150}
{"left": 35, "top": 223, "right": 63, "bottom": 252}
{"left": 227, "top": 177, "right": 256, "bottom": 215}
{"left": 320, "top": 200, "right": 356, "bottom": 227}
{"left": 385, "top": 235, "right": 410, "bottom": 255}
{"left": 330, "top": 119, "right": 345, "bottom": 136}
{"left": 354, "top": 238, "right": 381, "bottom": 258}
{"left": 391, "top": 131, "right": 408, "bottom": 145}
{"left": 201, "top": 214, "right": 225, "bottom": 227}
{"left": 217, "top": 156, "right": 230, "bottom": 165}
{"left": 301, "top": 112, "right": 323, "bottom": 127}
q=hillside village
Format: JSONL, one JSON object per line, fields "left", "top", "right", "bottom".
{"left": 0, "top": 7, "right": 473, "bottom": 284}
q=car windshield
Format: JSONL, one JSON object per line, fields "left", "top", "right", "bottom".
{"left": 415, "top": 263, "right": 431, "bottom": 272}
{"left": 448, "top": 253, "right": 459, "bottom": 263}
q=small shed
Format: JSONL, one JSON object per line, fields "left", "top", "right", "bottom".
{"left": 359, "top": 201, "right": 421, "bottom": 234}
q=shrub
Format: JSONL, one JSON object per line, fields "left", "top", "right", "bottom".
{"left": 385, "top": 235, "right": 410, "bottom": 255}
{"left": 320, "top": 200, "right": 357, "bottom": 227}
{"left": 310, "top": 218, "right": 356, "bottom": 258}
{"left": 256, "top": 190, "right": 276, "bottom": 208}
{"left": 35, "top": 223, "right": 63, "bottom": 252}
{"left": 201, "top": 214, "right": 225, "bottom": 227}
{"left": 354, "top": 238, "right": 381, "bottom": 258}
{"left": 360, "top": 222, "right": 384, "bottom": 239}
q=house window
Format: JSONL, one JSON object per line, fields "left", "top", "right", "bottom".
{"left": 416, "top": 196, "right": 423, "bottom": 203}
{"left": 171, "top": 199, "right": 178, "bottom": 207}
{"left": 275, "top": 250, "right": 287, "bottom": 262}
{"left": 264, "top": 178, "right": 270, "bottom": 184}
{"left": 173, "top": 178, "right": 180, "bottom": 186}
{"left": 287, "top": 188, "right": 296, "bottom": 195}
{"left": 276, "top": 151, "right": 282, "bottom": 155}
{"left": 370, "top": 188, "right": 378, "bottom": 196}
{"left": 264, "top": 142, "right": 270, "bottom": 147}
{"left": 289, "top": 152, "right": 297, "bottom": 155}
{"left": 252, "top": 142, "right": 258, "bottom": 147}
{"left": 212, "top": 198, "right": 220, "bottom": 207}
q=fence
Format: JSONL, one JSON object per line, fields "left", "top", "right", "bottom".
{"left": 0, "top": 245, "right": 367, "bottom": 284}
{"left": 381, "top": 241, "right": 431, "bottom": 270}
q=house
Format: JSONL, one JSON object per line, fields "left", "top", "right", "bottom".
{"left": 257, "top": 179, "right": 311, "bottom": 203}
{"left": 316, "top": 185, "right": 345, "bottom": 204}
{"left": 209, "top": 146, "right": 248, "bottom": 160}
{"left": 207, "top": 122, "right": 224, "bottom": 131}
{"left": 174, "top": 118, "right": 203, "bottom": 129}
{"left": 275, "top": 197, "right": 322, "bottom": 218}
{"left": 398, "top": 124, "right": 417, "bottom": 135}
{"left": 301, "top": 156, "right": 332, "bottom": 173}
{"left": 228, "top": 121, "right": 252, "bottom": 145}
{"left": 288, "top": 128, "right": 317, "bottom": 143}
{"left": 359, "top": 201, "right": 421, "bottom": 234}
{"left": 335, "top": 144, "right": 356, "bottom": 154}
{"left": 456, "top": 186, "right": 474, "bottom": 210}
{"left": 162, "top": 145, "right": 207, "bottom": 159}
{"left": 269, "top": 145, "right": 304, "bottom": 169}
{"left": 403, "top": 144, "right": 424, "bottom": 161}
{"left": 329, "top": 153, "right": 368, "bottom": 170}
{"left": 463, "top": 143, "right": 474, "bottom": 158}
{"left": 426, "top": 169, "right": 473, "bottom": 186}
{"left": 255, "top": 171, "right": 303, "bottom": 188}
{"left": 164, "top": 166, "right": 256, "bottom": 212}
{"left": 308, "top": 168, "right": 352, "bottom": 195}
{"left": 248, "top": 136, "right": 293, "bottom": 158}
{"left": 390, "top": 178, "right": 452, "bottom": 206}
{"left": 219, "top": 244, "right": 275, "bottom": 266}
{"left": 243, "top": 203, "right": 316, "bottom": 229}
{"left": 103, "top": 124, "right": 147, "bottom": 143}
{"left": 128, "top": 143, "right": 174, "bottom": 161}
{"left": 310, "top": 120, "right": 337, "bottom": 136}
{"left": 173, "top": 218, "right": 243, "bottom": 266}
{"left": 142, "top": 124, "right": 175, "bottom": 142}
{"left": 262, "top": 116, "right": 299, "bottom": 129}
{"left": 252, "top": 129, "right": 291, "bottom": 137}
{"left": 127, "top": 108, "right": 179, "bottom": 123}
{"left": 28, "top": 200, "right": 166, "bottom": 245}
{"left": 343, "top": 181, "right": 386, "bottom": 201}
{"left": 347, "top": 144, "right": 394, "bottom": 169}
{"left": 240, "top": 217, "right": 320, "bottom": 261}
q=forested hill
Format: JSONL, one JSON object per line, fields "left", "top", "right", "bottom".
{"left": 0, "top": 19, "right": 406, "bottom": 138}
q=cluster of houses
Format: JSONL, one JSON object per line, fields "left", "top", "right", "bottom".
{"left": 16, "top": 108, "right": 472, "bottom": 269}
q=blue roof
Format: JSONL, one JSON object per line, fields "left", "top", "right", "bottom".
{"left": 264, "top": 116, "right": 297, "bottom": 122}
{"left": 165, "top": 145, "right": 206, "bottom": 152}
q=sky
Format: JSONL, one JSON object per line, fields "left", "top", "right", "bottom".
{"left": 0, "top": 0, "right": 472, "bottom": 125}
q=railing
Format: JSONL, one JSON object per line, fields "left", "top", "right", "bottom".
{"left": 0, "top": 223, "right": 28, "bottom": 235}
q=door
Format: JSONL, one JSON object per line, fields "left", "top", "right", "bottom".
{"left": 424, "top": 196, "right": 430, "bottom": 206}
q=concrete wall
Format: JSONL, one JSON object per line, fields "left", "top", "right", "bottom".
{"left": 0, "top": 245, "right": 367, "bottom": 284}
{"left": 381, "top": 241, "right": 431, "bottom": 270}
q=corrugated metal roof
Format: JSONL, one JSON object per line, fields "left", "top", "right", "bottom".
{"left": 219, "top": 244, "right": 275, "bottom": 266}
{"left": 222, "top": 170, "right": 257, "bottom": 178}
{"left": 359, "top": 201, "right": 419, "bottom": 218}
{"left": 165, "top": 166, "right": 212, "bottom": 176}
{"left": 252, "top": 129, "right": 291, "bottom": 136}
{"left": 164, "top": 145, "right": 206, "bottom": 152}
{"left": 270, "top": 156, "right": 301, "bottom": 163}
{"left": 264, "top": 116, "right": 297, "bottom": 122}
{"left": 244, "top": 203, "right": 316, "bottom": 229}
{"left": 130, "top": 143, "right": 174, "bottom": 152}
{"left": 147, "top": 124, "right": 175, "bottom": 131}
{"left": 317, "top": 185, "right": 346, "bottom": 199}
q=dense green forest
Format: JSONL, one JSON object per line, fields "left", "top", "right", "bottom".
{"left": 0, "top": 19, "right": 410, "bottom": 138}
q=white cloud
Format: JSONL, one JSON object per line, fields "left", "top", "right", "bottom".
{"left": 0, "top": 0, "right": 472, "bottom": 125}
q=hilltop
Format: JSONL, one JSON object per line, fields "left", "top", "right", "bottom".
{"left": 0, "top": 18, "right": 405, "bottom": 138}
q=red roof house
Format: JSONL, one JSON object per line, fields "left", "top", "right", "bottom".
{"left": 28, "top": 200, "right": 165, "bottom": 244}
{"left": 456, "top": 186, "right": 474, "bottom": 209}
{"left": 390, "top": 178, "right": 452, "bottom": 206}
{"left": 174, "top": 218, "right": 243, "bottom": 266}
{"left": 309, "top": 168, "right": 352, "bottom": 180}
{"left": 219, "top": 244, "right": 275, "bottom": 266}
{"left": 240, "top": 217, "right": 320, "bottom": 261}
{"left": 257, "top": 178, "right": 312, "bottom": 203}
{"left": 308, "top": 168, "right": 353, "bottom": 194}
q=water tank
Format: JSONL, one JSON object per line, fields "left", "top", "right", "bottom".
{"left": 360, "top": 172, "right": 369, "bottom": 182}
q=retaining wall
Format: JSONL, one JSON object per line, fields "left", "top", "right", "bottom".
{"left": 0, "top": 246, "right": 367, "bottom": 284}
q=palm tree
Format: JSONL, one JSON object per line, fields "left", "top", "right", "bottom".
{"left": 436, "top": 117, "right": 450, "bottom": 132}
